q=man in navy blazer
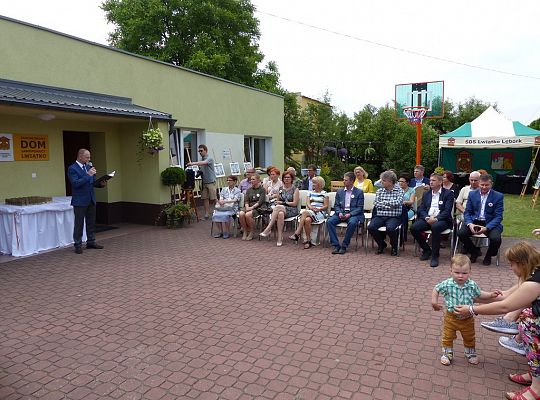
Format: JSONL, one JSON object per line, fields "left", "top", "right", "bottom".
{"left": 411, "top": 173, "right": 455, "bottom": 267}
{"left": 67, "top": 148, "right": 106, "bottom": 254}
{"left": 327, "top": 171, "right": 364, "bottom": 254}
{"left": 457, "top": 174, "right": 503, "bottom": 265}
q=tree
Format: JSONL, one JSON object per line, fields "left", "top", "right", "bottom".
{"left": 102, "top": 0, "right": 275, "bottom": 88}
{"left": 530, "top": 118, "right": 540, "bottom": 131}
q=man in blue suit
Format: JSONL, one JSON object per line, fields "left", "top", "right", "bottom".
{"left": 67, "top": 148, "right": 106, "bottom": 254}
{"left": 327, "top": 171, "right": 364, "bottom": 255}
{"left": 457, "top": 174, "right": 503, "bottom": 266}
{"left": 411, "top": 173, "right": 455, "bottom": 267}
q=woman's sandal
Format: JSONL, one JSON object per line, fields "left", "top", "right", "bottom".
{"left": 288, "top": 233, "right": 300, "bottom": 242}
{"left": 505, "top": 386, "right": 540, "bottom": 400}
{"left": 303, "top": 241, "right": 313, "bottom": 249}
{"left": 509, "top": 372, "right": 532, "bottom": 386}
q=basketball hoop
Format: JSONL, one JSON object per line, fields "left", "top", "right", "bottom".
{"left": 403, "top": 106, "right": 428, "bottom": 124}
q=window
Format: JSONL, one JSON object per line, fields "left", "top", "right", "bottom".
{"left": 169, "top": 128, "right": 201, "bottom": 167}
{"left": 244, "top": 136, "right": 271, "bottom": 168}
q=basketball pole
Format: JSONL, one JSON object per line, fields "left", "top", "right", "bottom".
{"left": 415, "top": 122, "right": 422, "bottom": 165}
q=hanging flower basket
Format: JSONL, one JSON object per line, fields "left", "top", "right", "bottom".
{"left": 137, "top": 124, "right": 164, "bottom": 164}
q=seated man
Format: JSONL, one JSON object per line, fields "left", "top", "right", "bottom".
{"left": 410, "top": 164, "right": 430, "bottom": 188}
{"left": 410, "top": 173, "right": 455, "bottom": 268}
{"left": 457, "top": 174, "right": 503, "bottom": 266}
{"left": 301, "top": 164, "right": 317, "bottom": 191}
{"left": 455, "top": 171, "right": 480, "bottom": 222}
{"left": 327, "top": 171, "right": 364, "bottom": 255}
{"left": 368, "top": 170, "right": 404, "bottom": 256}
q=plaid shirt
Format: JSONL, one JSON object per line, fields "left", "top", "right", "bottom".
{"left": 435, "top": 278, "right": 481, "bottom": 312}
{"left": 374, "top": 186, "right": 404, "bottom": 217}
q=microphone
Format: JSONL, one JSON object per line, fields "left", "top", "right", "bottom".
{"left": 87, "top": 161, "right": 93, "bottom": 168}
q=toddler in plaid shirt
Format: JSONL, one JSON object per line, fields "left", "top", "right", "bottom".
{"left": 431, "top": 254, "right": 501, "bottom": 365}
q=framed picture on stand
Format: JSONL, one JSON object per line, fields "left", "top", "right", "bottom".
{"left": 230, "top": 162, "right": 241, "bottom": 176}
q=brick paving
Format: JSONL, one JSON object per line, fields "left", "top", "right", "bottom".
{"left": 0, "top": 220, "right": 536, "bottom": 399}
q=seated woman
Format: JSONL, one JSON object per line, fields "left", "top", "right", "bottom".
{"left": 260, "top": 171, "right": 300, "bottom": 246}
{"left": 442, "top": 170, "right": 459, "bottom": 196}
{"left": 263, "top": 166, "right": 283, "bottom": 205}
{"left": 288, "top": 176, "right": 328, "bottom": 249}
{"left": 455, "top": 242, "right": 540, "bottom": 400}
{"left": 399, "top": 173, "right": 416, "bottom": 220}
{"left": 398, "top": 173, "right": 416, "bottom": 242}
{"left": 238, "top": 174, "right": 266, "bottom": 241}
{"left": 353, "top": 166, "right": 375, "bottom": 193}
{"left": 212, "top": 175, "right": 241, "bottom": 239}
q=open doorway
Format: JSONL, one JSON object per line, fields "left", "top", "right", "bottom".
{"left": 63, "top": 131, "right": 90, "bottom": 196}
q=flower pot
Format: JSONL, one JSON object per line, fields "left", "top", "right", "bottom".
{"left": 167, "top": 216, "right": 185, "bottom": 229}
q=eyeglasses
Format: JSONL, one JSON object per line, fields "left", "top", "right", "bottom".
{"left": 227, "top": 179, "right": 234, "bottom": 182}
{"left": 398, "top": 180, "right": 407, "bottom": 183}
{"left": 198, "top": 150, "right": 204, "bottom": 153}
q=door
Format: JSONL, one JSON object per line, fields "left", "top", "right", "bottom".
{"left": 63, "top": 131, "right": 90, "bottom": 196}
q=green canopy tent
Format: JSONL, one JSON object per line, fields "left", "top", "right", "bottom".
{"left": 438, "top": 107, "right": 540, "bottom": 192}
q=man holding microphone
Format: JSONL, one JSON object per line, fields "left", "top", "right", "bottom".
{"left": 67, "top": 148, "right": 106, "bottom": 254}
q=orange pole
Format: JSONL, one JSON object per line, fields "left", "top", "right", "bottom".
{"left": 415, "top": 122, "right": 422, "bottom": 165}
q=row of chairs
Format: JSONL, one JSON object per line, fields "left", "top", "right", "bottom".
{"left": 209, "top": 187, "right": 498, "bottom": 264}
{"left": 411, "top": 185, "right": 499, "bottom": 266}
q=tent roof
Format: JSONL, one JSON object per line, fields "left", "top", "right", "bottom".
{"left": 440, "top": 106, "right": 539, "bottom": 138}
{"left": 439, "top": 106, "right": 540, "bottom": 148}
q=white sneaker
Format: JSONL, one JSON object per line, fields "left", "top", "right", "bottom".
{"left": 481, "top": 317, "right": 519, "bottom": 334}
{"left": 499, "top": 335, "right": 526, "bottom": 356}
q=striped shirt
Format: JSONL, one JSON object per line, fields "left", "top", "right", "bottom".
{"left": 374, "top": 186, "right": 404, "bottom": 217}
{"left": 435, "top": 278, "right": 481, "bottom": 312}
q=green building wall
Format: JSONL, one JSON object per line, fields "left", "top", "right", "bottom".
{"left": 0, "top": 16, "right": 284, "bottom": 221}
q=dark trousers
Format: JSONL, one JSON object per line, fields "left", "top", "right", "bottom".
{"left": 73, "top": 203, "right": 96, "bottom": 247}
{"left": 457, "top": 223, "right": 502, "bottom": 257}
{"left": 368, "top": 216, "right": 401, "bottom": 250}
{"left": 411, "top": 219, "right": 452, "bottom": 257}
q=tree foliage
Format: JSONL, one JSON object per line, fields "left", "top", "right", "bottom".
{"left": 101, "top": 0, "right": 279, "bottom": 89}
{"left": 530, "top": 118, "right": 540, "bottom": 131}
{"left": 285, "top": 96, "right": 502, "bottom": 182}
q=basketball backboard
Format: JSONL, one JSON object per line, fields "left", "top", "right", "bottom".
{"left": 395, "top": 80, "right": 444, "bottom": 119}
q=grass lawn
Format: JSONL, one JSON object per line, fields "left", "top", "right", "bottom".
{"left": 502, "top": 194, "right": 540, "bottom": 238}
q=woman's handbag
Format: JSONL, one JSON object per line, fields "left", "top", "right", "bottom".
{"left": 215, "top": 204, "right": 235, "bottom": 212}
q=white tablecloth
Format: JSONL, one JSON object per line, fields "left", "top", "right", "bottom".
{"left": 0, "top": 196, "right": 85, "bottom": 256}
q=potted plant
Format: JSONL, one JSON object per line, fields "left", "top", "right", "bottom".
{"left": 161, "top": 166, "right": 186, "bottom": 203}
{"left": 137, "top": 127, "right": 164, "bottom": 164}
{"left": 164, "top": 202, "right": 194, "bottom": 228}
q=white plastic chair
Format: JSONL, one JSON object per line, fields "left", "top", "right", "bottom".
{"left": 414, "top": 206, "right": 455, "bottom": 259}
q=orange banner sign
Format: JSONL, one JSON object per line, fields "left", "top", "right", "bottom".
{"left": 13, "top": 135, "right": 49, "bottom": 161}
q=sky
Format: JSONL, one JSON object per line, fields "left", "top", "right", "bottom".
{"left": 1, "top": 0, "right": 539, "bottom": 124}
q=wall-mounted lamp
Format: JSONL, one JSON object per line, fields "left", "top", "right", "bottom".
{"left": 37, "top": 113, "right": 56, "bottom": 121}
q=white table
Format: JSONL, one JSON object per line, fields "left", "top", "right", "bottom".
{"left": 0, "top": 196, "right": 85, "bottom": 257}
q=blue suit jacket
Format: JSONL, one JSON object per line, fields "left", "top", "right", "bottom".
{"left": 334, "top": 187, "right": 364, "bottom": 222}
{"left": 417, "top": 187, "right": 455, "bottom": 223}
{"left": 68, "top": 162, "right": 97, "bottom": 206}
{"left": 409, "top": 176, "right": 430, "bottom": 188}
{"left": 464, "top": 189, "right": 504, "bottom": 231}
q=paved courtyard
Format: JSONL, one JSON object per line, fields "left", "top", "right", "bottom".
{"left": 0, "top": 220, "right": 534, "bottom": 399}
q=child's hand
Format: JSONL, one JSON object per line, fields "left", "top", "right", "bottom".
{"left": 432, "top": 302, "right": 442, "bottom": 311}
{"left": 491, "top": 290, "right": 503, "bottom": 298}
